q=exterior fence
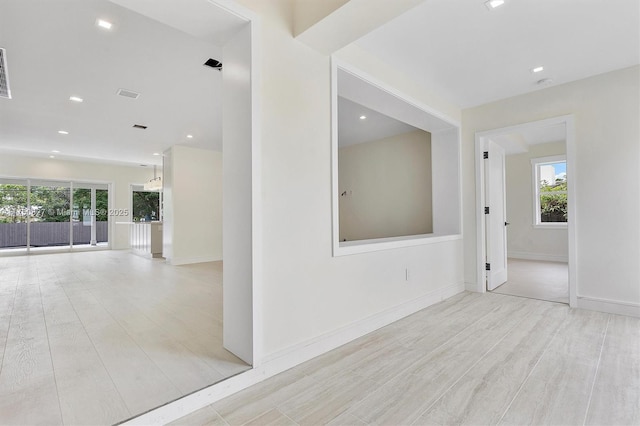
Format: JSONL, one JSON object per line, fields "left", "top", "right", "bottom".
{"left": 0, "top": 221, "right": 108, "bottom": 248}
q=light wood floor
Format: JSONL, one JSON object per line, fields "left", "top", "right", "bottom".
{"left": 172, "top": 292, "right": 639, "bottom": 426}
{"left": 492, "top": 258, "right": 569, "bottom": 304}
{"left": 0, "top": 250, "right": 249, "bottom": 425}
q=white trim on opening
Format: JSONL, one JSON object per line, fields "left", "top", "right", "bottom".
{"left": 330, "top": 57, "right": 462, "bottom": 257}
{"left": 474, "top": 115, "right": 577, "bottom": 308}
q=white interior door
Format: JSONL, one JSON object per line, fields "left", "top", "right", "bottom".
{"left": 485, "top": 140, "right": 508, "bottom": 290}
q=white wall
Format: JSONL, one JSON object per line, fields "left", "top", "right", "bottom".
{"left": 431, "top": 127, "right": 462, "bottom": 236}
{"left": 234, "top": 0, "right": 464, "bottom": 358}
{"left": 162, "top": 149, "right": 175, "bottom": 262}
{"left": 162, "top": 145, "right": 222, "bottom": 265}
{"left": 293, "top": 0, "right": 350, "bottom": 36}
{"left": 463, "top": 66, "right": 640, "bottom": 313}
{"left": 222, "top": 20, "right": 255, "bottom": 365}
{"left": 335, "top": 44, "right": 460, "bottom": 123}
{"left": 338, "top": 130, "right": 432, "bottom": 241}
{"left": 506, "top": 141, "right": 568, "bottom": 262}
{"left": 0, "top": 153, "right": 154, "bottom": 249}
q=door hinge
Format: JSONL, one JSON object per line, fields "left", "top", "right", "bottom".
{"left": 484, "top": 207, "right": 490, "bottom": 214}
{"left": 483, "top": 151, "right": 489, "bottom": 159}
{"left": 485, "top": 263, "right": 491, "bottom": 271}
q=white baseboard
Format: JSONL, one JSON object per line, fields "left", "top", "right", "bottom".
{"left": 121, "top": 367, "right": 273, "bottom": 425}
{"left": 123, "top": 282, "right": 465, "bottom": 425}
{"left": 577, "top": 296, "right": 640, "bottom": 318}
{"left": 261, "top": 281, "right": 465, "bottom": 367}
{"left": 166, "top": 255, "right": 222, "bottom": 266}
{"left": 507, "top": 251, "right": 568, "bottom": 263}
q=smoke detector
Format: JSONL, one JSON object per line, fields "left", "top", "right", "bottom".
{"left": 0, "top": 48, "right": 12, "bottom": 99}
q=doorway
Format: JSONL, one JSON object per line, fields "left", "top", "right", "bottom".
{"left": 475, "top": 116, "right": 576, "bottom": 306}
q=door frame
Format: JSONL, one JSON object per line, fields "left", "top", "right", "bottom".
{"left": 474, "top": 115, "right": 577, "bottom": 307}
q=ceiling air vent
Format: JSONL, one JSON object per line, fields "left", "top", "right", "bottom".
{"left": 117, "top": 88, "right": 140, "bottom": 99}
{"left": 133, "top": 124, "right": 148, "bottom": 130}
{"left": 0, "top": 48, "right": 12, "bottom": 99}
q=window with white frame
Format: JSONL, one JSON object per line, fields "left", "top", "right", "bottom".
{"left": 532, "top": 155, "right": 567, "bottom": 226}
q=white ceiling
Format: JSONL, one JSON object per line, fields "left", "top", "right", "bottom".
{"left": 338, "top": 96, "right": 418, "bottom": 147}
{"left": 109, "top": 0, "right": 247, "bottom": 46}
{"left": 337, "top": 67, "right": 456, "bottom": 142}
{"left": 1, "top": 0, "right": 637, "bottom": 166}
{"left": 489, "top": 122, "right": 566, "bottom": 155}
{"left": 356, "top": 0, "right": 640, "bottom": 108}
{"left": 0, "top": 0, "right": 244, "bottom": 166}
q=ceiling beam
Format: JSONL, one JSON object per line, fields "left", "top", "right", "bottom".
{"left": 294, "top": 0, "right": 426, "bottom": 55}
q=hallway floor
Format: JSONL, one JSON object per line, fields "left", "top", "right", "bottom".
{"left": 492, "top": 258, "right": 569, "bottom": 304}
{"left": 171, "top": 291, "right": 639, "bottom": 426}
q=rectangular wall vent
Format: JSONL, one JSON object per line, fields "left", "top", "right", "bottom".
{"left": 0, "top": 48, "right": 12, "bottom": 99}
{"left": 133, "top": 124, "right": 148, "bottom": 129}
{"left": 117, "top": 88, "right": 140, "bottom": 99}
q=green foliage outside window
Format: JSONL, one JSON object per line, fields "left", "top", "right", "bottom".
{"left": 73, "top": 189, "right": 109, "bottom": 222}
{"left": 0, "top": 184, "right": 29, "bottom": 223}
{"left": 540, "top": 179, "right": 567, "bottom": 222}
{"left": 32, "top": 186, "right": 71, "bottom": 222}
{"left": 132, "top": 191, "right": 160, "bottom": 221}
{"left": 0, "top": 184, "right": 109, "bottom": 223}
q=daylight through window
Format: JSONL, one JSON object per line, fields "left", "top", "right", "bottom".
{"left": 532, "top": 155, "right": 567, "bottom": 226}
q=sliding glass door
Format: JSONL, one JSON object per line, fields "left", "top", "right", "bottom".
{"left": 72, "top": 183, "right": 109, "bottom": 247}
{"left": 0, "top": 179, "right": 29, "bottom": 251}
{"left": 29, "top": 180, "right": 71, "bottom": 250}
{"left": 0, "top": 177, "right": 110, "bottom": 253}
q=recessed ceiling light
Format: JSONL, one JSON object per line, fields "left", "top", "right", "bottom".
{"left": 51, "top": 150, "right": 60, "bottom": 153}
{"left": 153, "top": 152, "right": 160, "bottom": 156}
{"left": 96, "top": 19, "right": 113, "bottom": 30}
{"left": 187, "top": 134, "right": 194, "bottom": 139}
{"left": 49, "top": 155, "right": 55, "bottom": 159}
{"left": 69, "top": 96, "right": 83, "bottom": 103}
{"left": 58, "top": 130, "right": 69, "bottom": 135}
{"left": 359, "top": 115, "right": 367, "bottom": 120}
{"left": 485, "top": 0, "right": 505, "bottom": 10}
{"left": 532, "top": 66, "right": 544, "bottom": 73}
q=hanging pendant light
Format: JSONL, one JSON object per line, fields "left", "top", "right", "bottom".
{"left": 144, "top": 165, "right": 162, "bottom": 191}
